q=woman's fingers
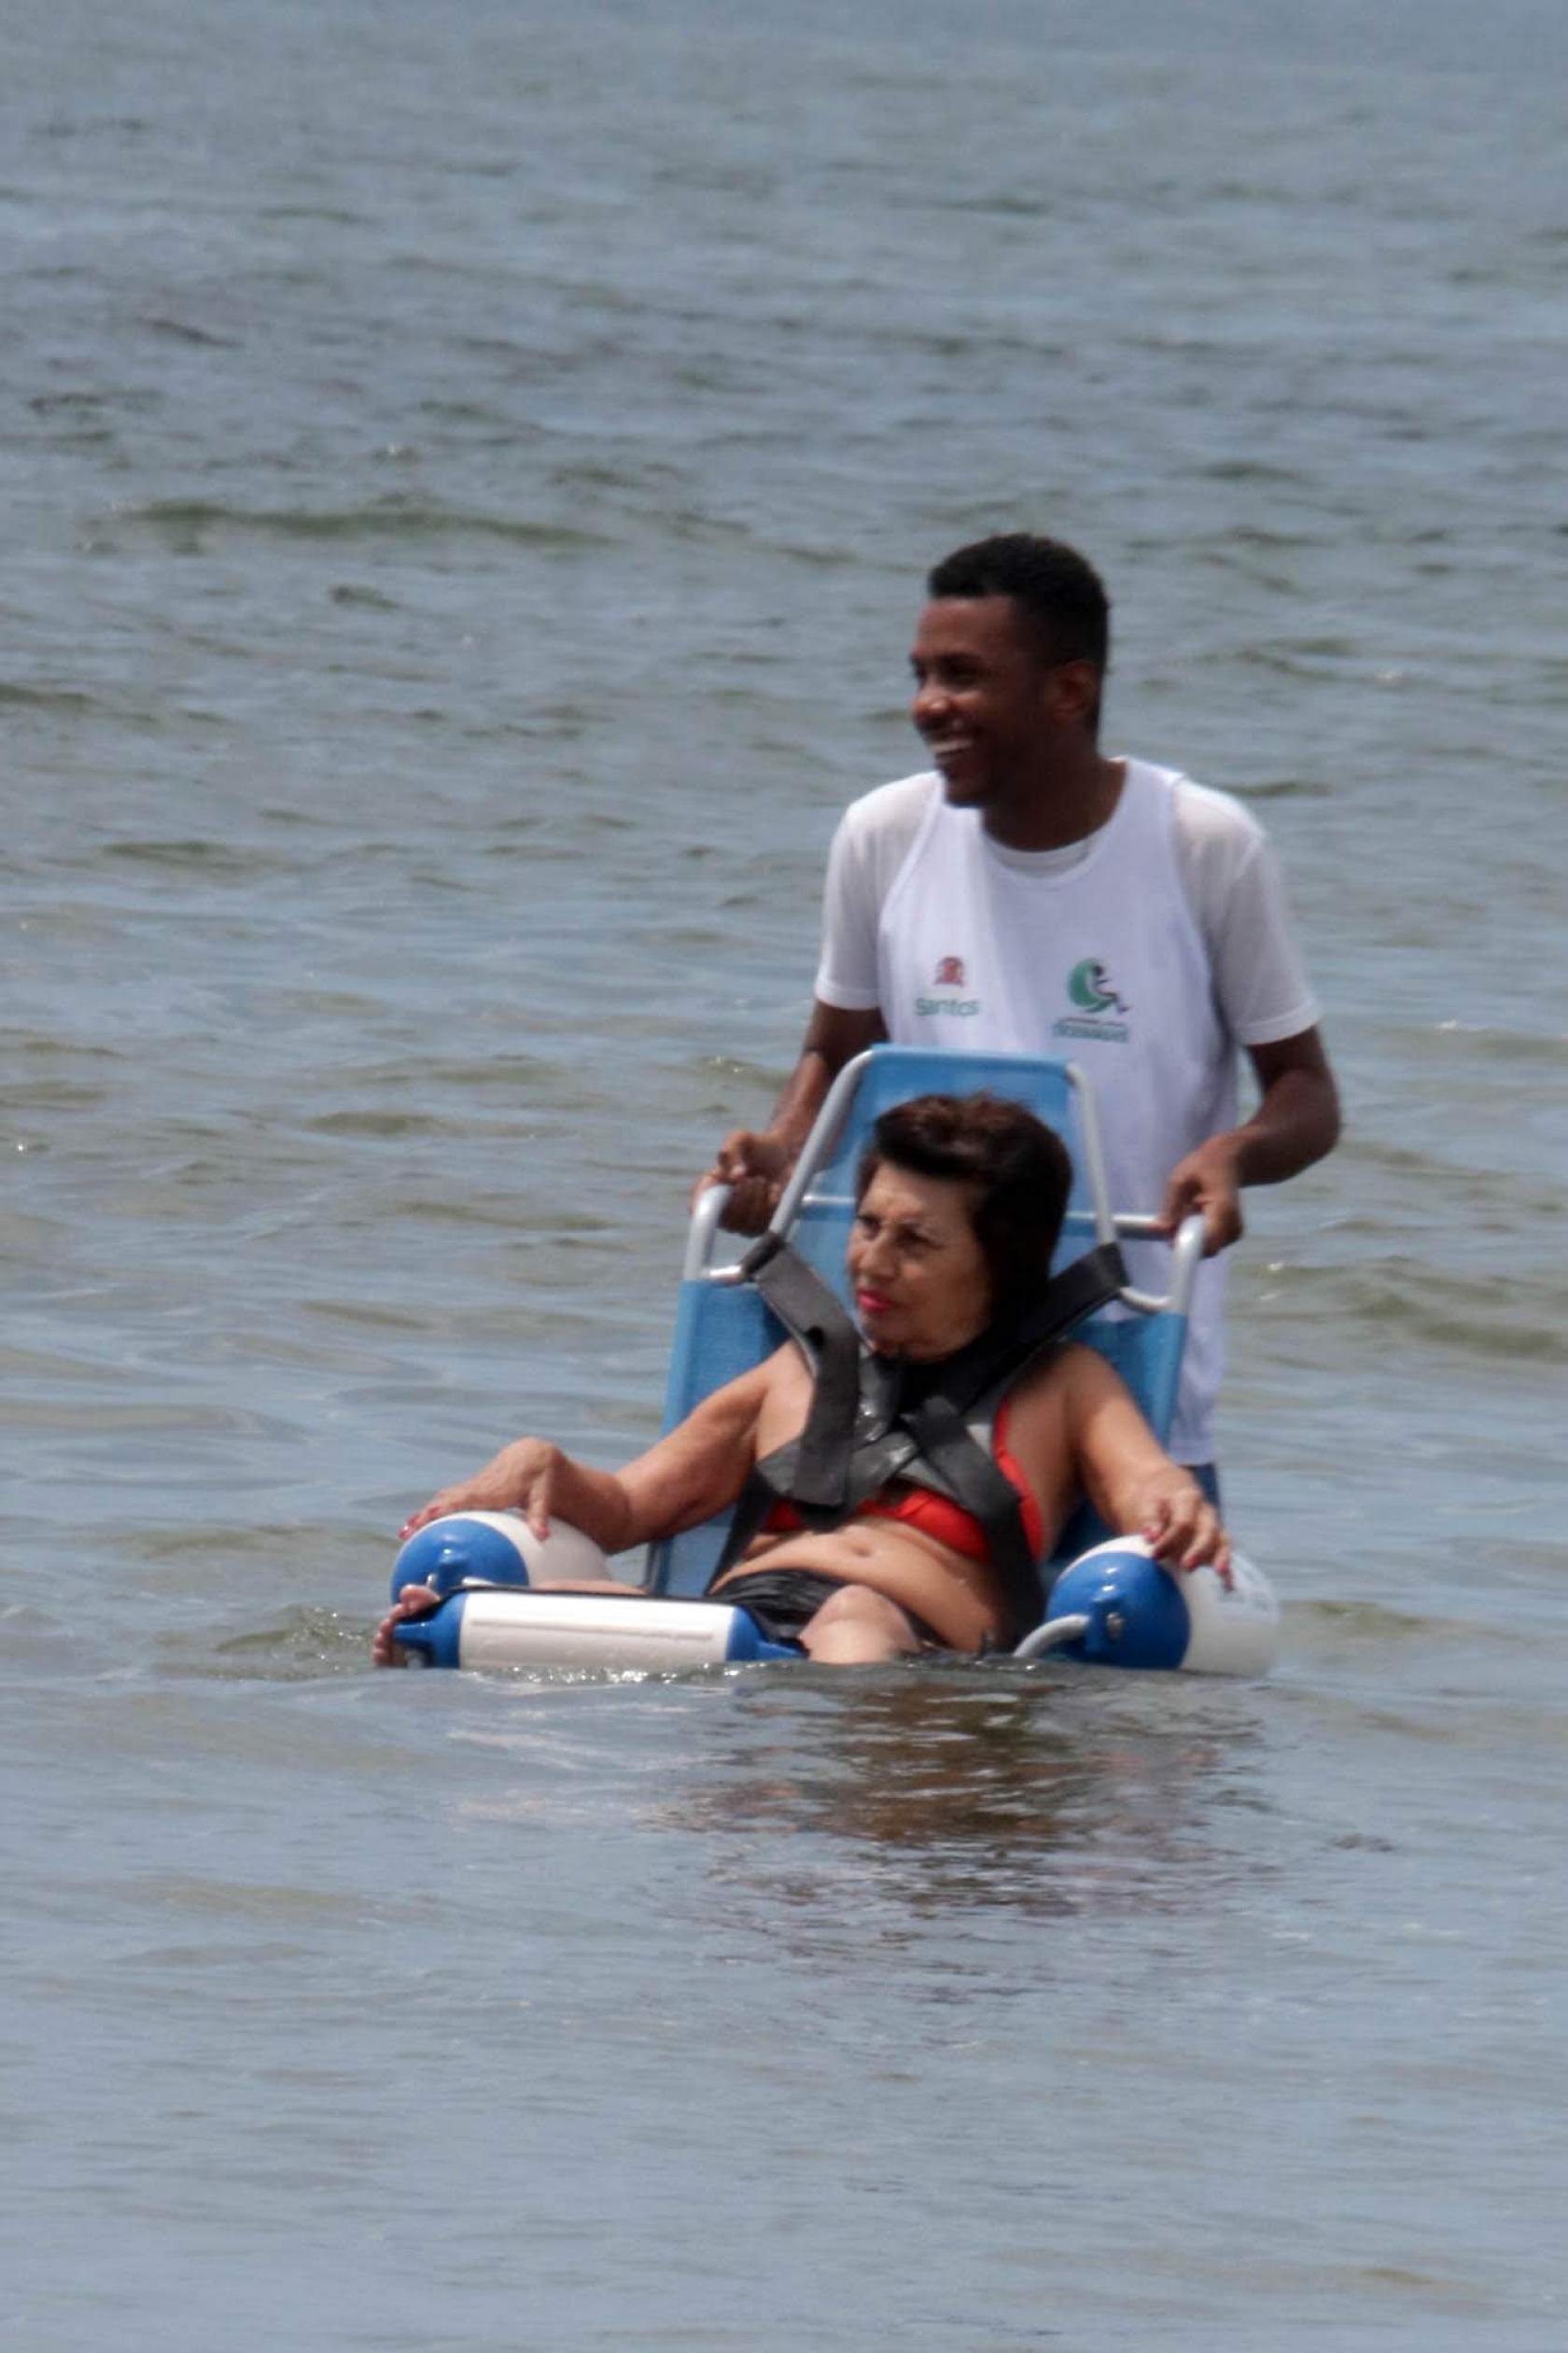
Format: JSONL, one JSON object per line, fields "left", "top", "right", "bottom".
{"left": 371, "top": 1583, "right": 441, "bottom": 1667}
{"left": 1198, "top": 1507, "right": 1232, "bottom": 1582}
{"left": 525, "top": 1452, "right": 553, "bottom": 1540}
{"left": 1141, "top": 1490, "right": 1231, "bottom": 1582}
{"left": 399, "top": 1498, "right": 448, "bottom": 1540}
{"left": 399, "top": 1478, "right": 484, "bottom": 1538}
{"left": 1141, "top": 1492, "right": 1181, "bottom": 1557}
{"left": 396, "top": 1443, "right": 550, "bottom": 1543}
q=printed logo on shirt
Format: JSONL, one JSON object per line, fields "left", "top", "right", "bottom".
{"left": 915, "top": 992, "right": 981, "bottom": 1017}
{"left": 915, "top": 951, "right": 981, "bottom": 1019}
{"left": 1069, "top": 959, "right": 1128, "bottom": 1015}
{"left": 1053, "top": 957, "right": 1131, "bottom": 1043}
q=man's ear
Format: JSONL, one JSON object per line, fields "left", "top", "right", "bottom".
{"left": 1043, "top": 659, "right": 1102, "bottom": 730}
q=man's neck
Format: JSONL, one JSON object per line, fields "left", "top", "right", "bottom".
{"left": 981, "top": 752, "right": 1126, "bottom": 852}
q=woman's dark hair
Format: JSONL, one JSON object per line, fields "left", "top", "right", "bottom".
{"left": 856, "top": 1092, "right": 1072, "bottom": 1312}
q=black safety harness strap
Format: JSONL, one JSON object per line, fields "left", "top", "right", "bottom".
{"left": 737, "top": 1230, "right": 862, "bottom": 1508}
{"left": 899, "top": 1393, "right": 1043, "bottom": 1638}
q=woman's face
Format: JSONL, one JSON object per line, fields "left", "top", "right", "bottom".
{"left": 847, "top": 1162, "right": 993, "bottom": 1360}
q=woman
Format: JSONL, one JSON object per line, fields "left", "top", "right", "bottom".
{"left": 375, "top": 1093, "right": 1226, "bottom": 1667}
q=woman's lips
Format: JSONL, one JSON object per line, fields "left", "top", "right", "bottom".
{"left": 856, "top": 1289, "right": 893, "bottom": 1317}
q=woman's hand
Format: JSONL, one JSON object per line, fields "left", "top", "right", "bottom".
{"left": 399, "top": 1438, "right": 567, "bottom": 1544}
{"left": 1139, "top": 1476, "right": 1231, "bottom": 1582}
{"left": 372, "top": 1582, "right": 441, "bottom": 1668}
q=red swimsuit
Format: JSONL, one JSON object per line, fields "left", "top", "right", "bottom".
{"left": 761, "top": 1395, "right": 1045, "bottom": 1565}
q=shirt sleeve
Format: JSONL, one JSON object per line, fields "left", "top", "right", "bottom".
{"left": 812, "top": 801, "right": 884, "bottom": 1009}
{"left": 1173, "top": 781, "right": 1321, "bottom": 1046}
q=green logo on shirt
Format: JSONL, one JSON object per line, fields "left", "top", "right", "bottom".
{"left": 1067, "top": 959, "right": 1128, "bottom": 1015}
{"left": 1055, "top": 958, "right": 1130, "bottom": 1043}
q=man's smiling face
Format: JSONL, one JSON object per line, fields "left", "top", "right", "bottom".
{"left": 909, "top": 594, "right": 1074, "bottom": 809}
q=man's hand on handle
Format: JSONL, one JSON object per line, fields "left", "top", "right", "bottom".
{"left": 693, "top": 1129, "right": 792, "bottom": 1235}
{"left": 1156, "top": 1028, "right": 1340, "bottom": 1260}
{"left": 1157, "top": 1137, "right": 1245, "bottom": 1257}
{"left": 692, "top": 1001, "right": 885, "bottom": 1236}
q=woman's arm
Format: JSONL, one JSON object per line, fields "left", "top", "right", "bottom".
{"left": 399, "top": 1437, "right": 637, "bottom": 1551}
{"left": 1057, "top": 1346, "right": 1230, "bottom": 1575}
{"left": 399, "top": 1352, "right": 784, "bottom": 1553}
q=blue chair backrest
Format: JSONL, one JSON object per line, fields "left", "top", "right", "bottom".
{"left": 784, "top": 1046, "right": 1084, "bottom": 1300}
{"left": 645, "top": 1048, "right": 1188, "bottom": 1602}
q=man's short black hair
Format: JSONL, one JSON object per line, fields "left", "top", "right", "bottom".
{"left": 927, "top": 533, "right": 1110, "bottom": 675}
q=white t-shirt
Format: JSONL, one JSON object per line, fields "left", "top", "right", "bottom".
{"left": 816, "top": 768, "right": 1318, "bottom": 1046}
{"left": 813, "top": 763, "right": 1320, "bottom": 1464}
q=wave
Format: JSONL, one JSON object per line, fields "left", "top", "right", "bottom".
{"left": 117, "top": 498, "right": 615, "bottom": 553}
{"left": 0, "top": 680, "right": 103, "bottom": 715}
{"left": 1230, "top": 777, "right": 1336, "bottom": 800}
{"left": 103, "top": 836, "right": 287, "bottom": 878}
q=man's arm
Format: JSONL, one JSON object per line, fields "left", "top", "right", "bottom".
{"left": 696, "top": 1000, "right": 887, "bottom": 1233}
{"left": 1157, "top": 1027, "right": 1341, "bottom": 1255}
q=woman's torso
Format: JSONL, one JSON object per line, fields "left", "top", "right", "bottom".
{"left": 709, "top": 1344, "right": 1083, "bottom": 1649}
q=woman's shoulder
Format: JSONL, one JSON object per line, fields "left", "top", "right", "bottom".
{"left": 746, "top": 1338, "right": 817, "bottom": 1409}
{"left": 688, "top": 1341, "right": 799, "bottom": 1423}
{"left": 1004, "top": 1339, "right": 1123, "bottom": 1423}
{"left": 751, "top": 1340, "right": 814, "bottom": 1450}
{"left": 762, "top": 1338, "right": 811, "bottom": 1388}
{"left": 1009, "top": 1337, "right": 1102, "bottom": 1392}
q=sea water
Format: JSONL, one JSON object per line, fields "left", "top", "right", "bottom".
{"left": 4, "top": 1, "right": 1566, "bottom": 2345}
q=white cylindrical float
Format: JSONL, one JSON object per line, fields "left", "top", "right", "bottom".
{"left": 392, "top": 1585, "right": 804, "bottom": 1672}
{"left": 386, "top": 1511, "right": 801, "bottom": 1671}
{"left": 1016, "top": 1535, "right": 1280, "bottom": 1676}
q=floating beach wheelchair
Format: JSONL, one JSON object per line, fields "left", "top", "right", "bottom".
{"left": 389, "top": 1047, "right": 1280, "bottom": 1677}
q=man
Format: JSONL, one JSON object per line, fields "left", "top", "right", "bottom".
{"left": 698, "top": 532, "right": 1339, "bottom": 1487}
